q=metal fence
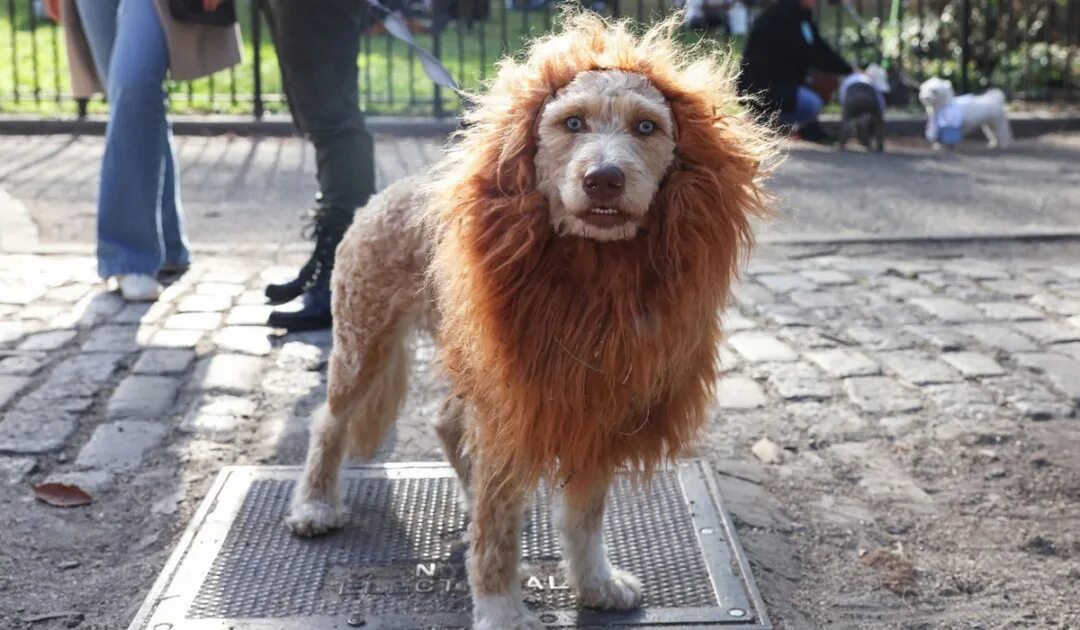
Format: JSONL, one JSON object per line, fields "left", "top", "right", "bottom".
{"left": 0, "top": 0, "right": 1076, "bottom": 119}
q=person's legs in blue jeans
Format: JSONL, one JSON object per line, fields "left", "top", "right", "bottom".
{"left": 96, "top": 0, "right": 188, "bottom": 279}
{"left": 778, "top": 86, "right": 824, "bottom": 126}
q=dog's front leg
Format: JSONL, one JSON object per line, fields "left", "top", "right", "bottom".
{"left": 556, "top": 478, "right": 643, "bottom": 611}
{"left": 469, "top": 459, "right": 541, "bottom": 630}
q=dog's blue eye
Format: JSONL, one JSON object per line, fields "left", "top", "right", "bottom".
{"left": 636, "top": 120, "right": 656, "bottom": 134}
{"left": 565, "top": 116, "right": 584, "bottom": 132}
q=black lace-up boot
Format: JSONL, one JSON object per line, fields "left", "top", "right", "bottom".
{"left": 265, "top": 206, "right": 354, "bottom": 331}
{"left": 265, "top": 206, "right": 354, "bottom": 305}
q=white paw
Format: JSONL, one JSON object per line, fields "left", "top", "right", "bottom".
{"left": 473, "top": 594, "right": 544, "bottom": 630}
{"left": 576, "top": 568, "right": 643, "bottom": 611}
{"left": 284, "top": 500, "right": 345, "bottom": 537}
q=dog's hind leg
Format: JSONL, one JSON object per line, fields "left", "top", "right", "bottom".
{"left": 469, "top": 456, "right": 541, "bottom": 630}
{"left": 434, "top": 394, "right": 473, "bottom": 511}
{"left": 555, "top": 478, "right": 643, "bottom": 611}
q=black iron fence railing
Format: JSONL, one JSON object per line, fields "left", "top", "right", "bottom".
{"left": 0, "top": 0, "right": 1076, "bottom": 119}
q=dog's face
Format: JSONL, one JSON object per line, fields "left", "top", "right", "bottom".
{"left": 534, "top": 70, "right": 676, "bottom": 242}
{"left": 919, "top": 77, "right": 954, "bottom": 110}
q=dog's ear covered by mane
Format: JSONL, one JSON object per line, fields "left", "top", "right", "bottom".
{"left": 427, "top": 10, "right": 778, "bottom": 500}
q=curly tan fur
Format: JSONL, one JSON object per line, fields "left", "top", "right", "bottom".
{"left": 286, "top": 11, "right": 775, "bottom": 627}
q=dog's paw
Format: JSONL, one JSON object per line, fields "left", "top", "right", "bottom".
{"left": 577, "top": 568, "right": 643, "bottom": 611}
{"left": 284, "top": 500, "right": 345, "bottom": 537}
{"left": 473, "top": 594, "right": 544, "bottom": 630}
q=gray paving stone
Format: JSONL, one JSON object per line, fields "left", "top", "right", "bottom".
{"left": 828, "top": 442, "right": 934, "bottom": 510}
{"left": 756, "top": 273, "right": 817, "bottom": 294}
{"left": 212, "top": 326, "right": 273, "bottom": 356}
{"left": 879, "top": 415, "right": 920, "bottom": 436}
{"left": 0, "top": 283, "right": 45, "bottom": 305}
{"left": 0, "top": 321, "right": 28, "bottom": 346}
{"left": 878, "top": 351, "right": 960, "bottom": 385}
{"left": 193, "top": 353, "right": 264, "bottom": 392}
{"left": 1013, "top": 320, "right": 1080, "bottom": 345}
{"left": 1013, "top": 353, "right": 1080, "bottom": 401}
{"left": 0, "top": 375, "right": 31, "bottom": 408}
{"left": 276, "top": 342, "right": 325, "bottom": 372}
{"left": 45, "top": 283, "right": 93, "bottom": 303}
{"left": 1029, "top": 293, "right": 1080, "bottom": 316}
{"left": 36, "top": 352, "right": 124, "bottom": 399}
{"left": 806, "top": 349, "right": 880, "bottom": 378}
{"left": 728, "top": 332, "right": 798, "bottom": 363}
{"left": 976, "top": 302, "right": 1044, "bottom": 321}
{"left": 43, "top": 470, "right": 115, "bottom": 495}
{"left": 0, "top": 409, "right": 77, "bottom": 453}
{"left": 717, "top": 345, "right": 739, "bottom": 372}
{"left": 874, "top": 276, "right": 932, "bottom": 299}
{"left": 981, "top": 279, "right": 1042, "bottom": 298}
{"left": 17, "top": 329, "right": 77, "bottom": 351}
{"left": 162, "top": 312, "right": 224, "bottom": 331}
{"left": 0, "top": 456, "right": 36, "bottom": 484}
{"left": 106, "top": 375, "right": 182, "bottom": 419}
{"left": 714, "top": 376, "right": 767, "bottom": 409}
{"left": 195, "top": 282, "right": 245, "bottom": 297}
{"left": 960, "top": 324, "right": 1038, "bottom": 353}
{"left": 845, "top": 325, "right": 917, "bottom": 351}
{"left": 789, "top": 291, "right": 837, "bottom": 309}
{"left": 75, "top": 421, "right": 169, "bottom": 472}
{"left": 133, "top": 349, "right": 196, "bottom": 375}
{"left": 0, "top": 354, "right": 50, "bottom": 376}
{"left": 1055, "top": 343, "right": 1080, "bottom": 361}
{"left": 731, "top": 283, "right": 776, "bottom": 308}
{"left": 941, "top": 352, "right": 1006, "bottom": 377}
{"left": 988, "top": 376, "right": 1075, "bottom": 421}
{"left": 765, "top": 362, "right": 834, "bottom": 400}
{"left": 20, "top": 303, "right": 68, "bottom": 324}
{"left": 236, "top": 289, "right": 269, "bottom": 305}
{"left": 776, "top": 327, "right": 841, "bottom": 349}
{"left": 909, "top": 297, "right": 984, "bottom": 323}
{"left": 80, "top": 325, "right": 147, "bottom": 353}
{"left": 181, "top": 395, "right": 258, "bottom": 437}
{"left": 61, "top": 292, "right": 125, "bottom": 328}
{"left": 758, "top": 304, "right": 815, "bottom": 327}
{"left": 882, "top": 260, "right": 939, "bottom": 278}
{"left": 225, "top": 304, "right": 274, "bottom": 326}
{"left": 110, "top": 302, "right": 155, "bottom": 324}
{"left": 148, "top": 329, "right": 205, "bottom": 348}
{"left": 906, "top": 325, "right": 969, "bottom": 351}
{"left": 800, "top": 269, "right": 854, "bottom": 286}
{"left": 790, "top": 403, "right": 869, "bottom": 440}
{"left": 844, "top": 376, "right": 923, "bottom": 413}
{"left": 942, "top": 260, "right": 1009, "bottom": 280}
{"left": 177, "top": 294, "right": 232, "bottom": 313}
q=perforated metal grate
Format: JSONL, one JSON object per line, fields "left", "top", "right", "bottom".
{"left": 130, "top": 463, "right": 770, "bottom": 629}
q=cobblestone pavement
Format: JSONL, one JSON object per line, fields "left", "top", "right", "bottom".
{"left": 1, "top": 240, "right": 1078, "bottom": 629}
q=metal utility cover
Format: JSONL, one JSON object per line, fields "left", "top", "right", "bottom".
{"left": 130, "top": 461, "right": 770, "bottom": 629}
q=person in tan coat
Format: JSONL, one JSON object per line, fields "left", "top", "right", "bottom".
{"left": 45, "top": 0, "right": 241, "bottom": 300}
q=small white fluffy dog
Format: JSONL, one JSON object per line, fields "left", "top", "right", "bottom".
{"left": 919, "top": 77, "right": 1013, "bottom": 148}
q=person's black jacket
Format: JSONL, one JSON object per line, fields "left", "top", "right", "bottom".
{"left": 738, "top": 0, "right": 852, "bottom": 114}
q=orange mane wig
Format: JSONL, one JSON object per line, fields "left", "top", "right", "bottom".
{"left": 428, "top": 10, "right": 775, "bottom": 500}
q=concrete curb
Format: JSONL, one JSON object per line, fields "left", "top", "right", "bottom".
{"left": 0, "top": 114, "right": 459, "bottom": 137}
{"left": 0, "top": 112, "right": 1076, "bottom": 138}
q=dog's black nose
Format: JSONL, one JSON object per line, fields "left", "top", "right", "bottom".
{"left": 583, "top": 165, "right": 625, "bottom": 200}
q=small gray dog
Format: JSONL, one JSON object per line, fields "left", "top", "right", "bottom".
{"left": 837, "top": 65, "right": 888, "bottom": 153}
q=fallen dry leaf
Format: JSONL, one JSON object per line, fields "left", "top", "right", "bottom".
{"left": 861, "top": 544, "right": 917, "bottom": 598}
{"left": 32, "top": 482, "right": 93, "bottom": 507}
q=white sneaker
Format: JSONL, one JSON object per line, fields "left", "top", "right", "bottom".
{"left": 116, "top": 274, "right": 163, "bottom": 301}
